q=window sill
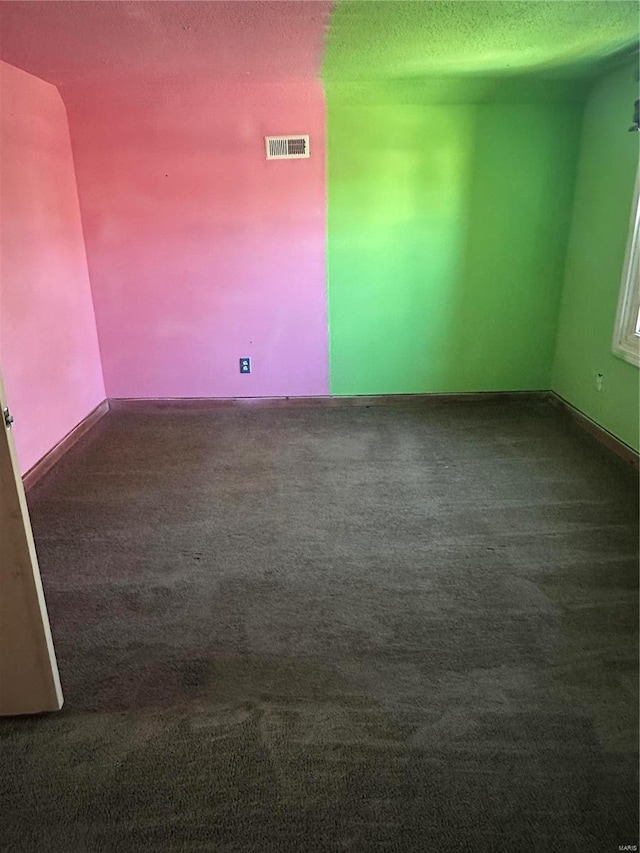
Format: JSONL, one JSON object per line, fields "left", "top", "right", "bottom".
{"left": 612, "top": 338, "right": 640, "bottom": 368}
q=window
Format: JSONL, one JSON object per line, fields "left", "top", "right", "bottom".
{"left": 612, "top": 169, "right": 640, "bottom": 367}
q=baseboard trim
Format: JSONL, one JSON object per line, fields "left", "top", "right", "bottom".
{"left": 18, "top": 393, "right": 637, "bottom": 485}
{"left": 22, "top": 399, "right": 110, "bottom": 491}
{"left": 109, "top": 391, "right": 548, "bottom": 412}
{"left": 549, "top": 392, "right": 639, "bottom": 471}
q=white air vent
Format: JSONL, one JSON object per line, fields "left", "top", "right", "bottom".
{"left": 265, "top": 135, "right": 310, "bottom": 160}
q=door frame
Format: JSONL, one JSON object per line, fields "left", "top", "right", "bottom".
{"left": 0, "top": 369, "right": 63, "bottom": 715}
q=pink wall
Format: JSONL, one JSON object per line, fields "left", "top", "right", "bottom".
{"left": 64, "top": 80, "right": 329, "bottom": 398}
{"left": 0, "top": 2, "right": 332, "bottom": 401}
{"left": 0, "top": 61, "right": 105, "bottom": 473}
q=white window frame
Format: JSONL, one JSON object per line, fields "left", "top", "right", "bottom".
{"left": 612, "top": 168, "right": 640, "bottom": 368}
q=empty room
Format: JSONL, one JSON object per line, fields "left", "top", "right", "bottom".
{"left": 1, "top": 1, "right": 639, "bottom": 850}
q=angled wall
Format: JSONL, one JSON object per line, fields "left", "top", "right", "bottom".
{"left": 0, "top": 61, "right": 105, "bottom": 473}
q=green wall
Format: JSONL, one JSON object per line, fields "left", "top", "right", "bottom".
{"left": 552, "top": 61, "right": 639, "bottom": 451}
{"left": 322, "top": 1, "right": 639, "bottom": 400}
{"left": 326, "top": 81, "right": 583, "bottom": 395}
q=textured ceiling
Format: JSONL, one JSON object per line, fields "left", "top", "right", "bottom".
{"left": 324, "top": 1, "right": 639, "bottom": 81}
{"left": 0, "top": 1, "right": 333, "bottom": 86}
{"left": 0, "top": 1, "right": 637, "bottom": 89}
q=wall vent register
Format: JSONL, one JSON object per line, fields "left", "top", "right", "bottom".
{"left": 265, "top": 135, "right": 310, "bottom": 160}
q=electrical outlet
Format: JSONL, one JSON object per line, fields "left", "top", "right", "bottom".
{"left": 240, "top": 358, "right": 251, "bottom": 374}
{"left": 595, "top": 372, "right": 603, "bottom": 392}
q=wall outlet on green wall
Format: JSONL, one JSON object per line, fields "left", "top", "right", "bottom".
{"left": 595, "top": 372, "right": 603, "bottom": 392}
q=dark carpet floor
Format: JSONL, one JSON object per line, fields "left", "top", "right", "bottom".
{"left": 1, "top": 399, "right": 638, "bottom": 852}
